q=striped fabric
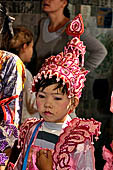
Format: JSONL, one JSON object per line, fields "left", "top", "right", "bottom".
{"left": 34, "top": 115, "right": 71, "bottom": 149}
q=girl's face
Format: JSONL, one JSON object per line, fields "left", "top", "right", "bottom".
{"left": 20, "top": 40, "right": 33, "bottom": 63}
{"left": 36, "top": 83, "right": 72, "bottom": 123}
{"left": 42, "top": 0, "right": 67, "bottom": 13}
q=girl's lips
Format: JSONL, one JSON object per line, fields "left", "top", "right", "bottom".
{"left": 44, "top": 111, "right": 52, "bottom": 115}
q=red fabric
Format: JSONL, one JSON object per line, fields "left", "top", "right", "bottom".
{"left": 0, "top": 95, "right": 18, "bottom": 123}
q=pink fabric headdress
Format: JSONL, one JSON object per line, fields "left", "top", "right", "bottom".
{"left": 32, "top": 14, "right": 89, "bottom": 99}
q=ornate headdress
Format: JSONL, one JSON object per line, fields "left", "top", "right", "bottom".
{"left": 32, "top": 14, "right": 89, "bottom": 99}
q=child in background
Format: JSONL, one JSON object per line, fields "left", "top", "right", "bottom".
{"left": 5, "top": 26, "right": 40, "bottom": 123}
{"left": 9, "top": 14, "right": 101, "bottom": 170}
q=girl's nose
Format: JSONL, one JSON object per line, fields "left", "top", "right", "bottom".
{"left": 44, "top": 97, "right": 52, "bottom": 108}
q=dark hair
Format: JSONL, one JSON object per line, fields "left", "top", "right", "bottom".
{"left": 35, "top": 75, "right": 68, "bottom": 95}
{"left": 0, "top": 3, "right": 12, "bottom": 34}
{"left": 0, "top": 3, "right": 7, "bottom": 16}
{"left": 0, "top": 3, "right": 12, "bottom": 39}
{"left": 63, "top": 0, "right": 70, "bottom": 18}
{"left": 1, "top": 26, "right": 33, "bottom": 55}
{"left": 0, "top": 3, "right": 15, "bottom": 49}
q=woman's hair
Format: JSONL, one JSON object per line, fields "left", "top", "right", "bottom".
{"left": 1, "top": 26, "right": 33, "bottom": 55}
{"left": 63, "top": 0, "right": 70, "bottom": 18}
{"left": 35, "top": 75, "right": 68, "bottom": 95}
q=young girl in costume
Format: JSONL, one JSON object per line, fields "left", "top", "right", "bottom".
{"left": 8, "top": 14, "right": 101, "bottom": 170}
{"left": 0, "top": 3, "right": 25, "bottom": 168}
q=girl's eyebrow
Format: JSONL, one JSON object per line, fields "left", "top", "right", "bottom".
{"left": 38, "top": 91, "right": 63, "bottom": 95}
{"left": 51, "top": 93, "right": 63, "bottom": 95}
{"left": 38, "top": 90, "right": 44, "bottom": 93}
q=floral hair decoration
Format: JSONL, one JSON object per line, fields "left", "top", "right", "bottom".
{"left": 32, "top": 14, "right": 89, "bottom": 99}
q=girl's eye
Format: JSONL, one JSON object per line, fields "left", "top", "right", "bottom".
{"left": 38, "top": 94, "right": 45, "bottom": 98}
{"left": 54, "top": 97, "right": 62, "bottom": 100}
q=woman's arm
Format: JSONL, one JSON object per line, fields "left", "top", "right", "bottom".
{"left": 81, "top": 30, "right": 107, "bottom": 71}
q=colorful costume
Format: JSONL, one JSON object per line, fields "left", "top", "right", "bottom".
{"left": 10, "top": 116, "right": 100, "bottom": 170}
{"left": 0, "top": 50, "right": 25, "bottom": 165}
{"left": 8, "top": 14, "right": 101, "bottom": 170}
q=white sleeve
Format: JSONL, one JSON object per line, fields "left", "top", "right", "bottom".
{"left": 21, "top": 69, "right": 40, "bottom": 123}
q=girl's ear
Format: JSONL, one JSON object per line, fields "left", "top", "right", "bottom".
{"left": 68, "top": 97, "right": 79, "bottom": 114}
{"left": 74, "top": 97, "right": 79, "bottom": 108}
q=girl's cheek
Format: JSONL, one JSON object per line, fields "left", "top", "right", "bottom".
{"left": 36, "top": 100, "right": 42, "bottom": 108}
{"left": 62, "top": 101, "right": 70, "bottom": 108}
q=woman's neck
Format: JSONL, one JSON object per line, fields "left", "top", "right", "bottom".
{"left": 48, "top": 13, "right": 69, "bottom": 32}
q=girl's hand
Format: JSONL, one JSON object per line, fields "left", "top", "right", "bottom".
{"left": 36, "top": 149, "right": 53, "bottom": 170}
